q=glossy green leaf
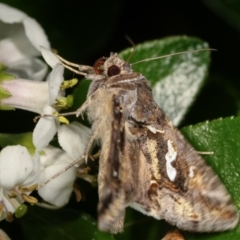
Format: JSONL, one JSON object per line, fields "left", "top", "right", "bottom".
{"left": 71, "top": 79, "right": 90, "bottom": 112}
{"left": 120, "top": 36, "right": 210, "bottom": 126}
{"left": 181, "top": 116, "right": 240, "bottom": 201}
{"left": 181, "top": 116, "right": 240, "bottom": 239}
{"left": 20, "top": 206, "right": 115, "bottom": 240}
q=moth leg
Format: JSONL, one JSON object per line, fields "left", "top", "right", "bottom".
{"left": 43, "top": 87, "right": 105, "bottom": 119}
{"left": 34, "top": 104, "right": 89, "bottom": 120}
{"left": 91, "top": 149, "right": 101, "bottom": 160}
{"left": 37, "top": 155, "right": 85, "bottom": 189}
{"left": 84, "top": 121, "right": 103, "bottom": 163}
{"left": 75, "top": 88, "right": 106, "bottom": 117}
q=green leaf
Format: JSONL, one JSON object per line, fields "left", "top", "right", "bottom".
{"left": 20, "top": 206, "right": 115, "bottom": 240}
{"left": 120, "top": 36, "right": 211, "bottom": 126}
{"left": 181, "top": 116, "right": 240, "bottom": 204}
{"left": 0, "top": 132, "right": 35, "bottom": 154}
{"left": 67, "top": 79, "right": 91, "bottom": 126}
{"left": 182, "top": 116, "right": 240, "bottom": 239}
{"left": 71, "top": 79, "right": 90, "bottom": 112}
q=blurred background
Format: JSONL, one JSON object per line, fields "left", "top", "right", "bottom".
{"left": 1, "top": 0, "right": 240, "bottom": 133}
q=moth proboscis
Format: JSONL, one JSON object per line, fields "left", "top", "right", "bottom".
{"left": 44, "top": 50, "right": 239, "bottom": 234}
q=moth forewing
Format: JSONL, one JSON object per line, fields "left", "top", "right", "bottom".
{"left": 57, "top": 52, "right": 238, "bottom": 233}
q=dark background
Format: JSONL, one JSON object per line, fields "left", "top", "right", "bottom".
{"left": 1, "top": 0, "right": 240, "bottom": 133}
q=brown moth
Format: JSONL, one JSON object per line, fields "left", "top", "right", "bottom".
{"left": 56, "top": 52, "right": 239, "bottom": 233}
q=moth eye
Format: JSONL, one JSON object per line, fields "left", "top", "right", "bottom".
{"left": 107, "top": 65, "right": 121, "bottom": 77}
{"left": 93, "top": 57, "right": 107, "bottom": 74}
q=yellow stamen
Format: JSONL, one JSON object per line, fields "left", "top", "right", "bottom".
{"left": 55, "top": 98, "right": 67, "bottom": 108}
{"left": 58, "top": 116, "right": 69, "bottom": 124}
{"left": 21, "top": 194, "right": 38, "bottom": 205}
{"left": 8, "top": 191, "right": 18, "bottom": 198}
{"left": 18, "top": 184, "right": 38, "bottom": 193}
{"left": 60, "top": 78, "right": 78, "bottom": 90}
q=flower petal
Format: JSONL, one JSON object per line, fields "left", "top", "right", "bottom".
{"left": 58, "top": 122, "right": 91, "bottom": 161}
{"left": 38, "top": 147, "right": 76, "bottom": 207}
{"left": 38, "top": 163, "right": 76, "bottom": 207}
{"left": 7, "top": 57, "right": 48, "bottom": 80}
{"left": 2, "top": 195, "right": 15, "bottom": 214}
{"left": 23, "top": 151, "right": 40, "bottom": 186}
{"left": 0, "top": 146, "right": 33, "bottom": 189}
{"left": 0, "top": 3, "right": 50, "bottom": 67}
{"left": 40, "top": 146, "right": 73, "bottom": 168}
{"left": 48, "top": 64, "right": 64, "bottom": 105}
{"left": 23, "top": 17, "right": 50, "bottom": 52}
{"left": 33, "top": 105, "right": 59, "bottom": 151}
{"left": 1, "top": 78, "right": 48, "bottom": 114}
{"left": 41, "top": 47, "right": 60, "bottom": 68}
{"left": 0, "top": 3, "right": 26, "bottom": 23}
{"left": 0, "top": 37, "right": 37, "bottom": 66}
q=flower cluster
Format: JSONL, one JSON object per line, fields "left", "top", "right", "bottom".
{"left": 0, "top": 3, "right": 90, "bottom": 220}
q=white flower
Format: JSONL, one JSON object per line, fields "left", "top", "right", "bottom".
{"left": 41, "top": 46, "right": 60, "bottom": 68}
{"left": 33, "top": 105, "right": 60, "bottom": 151}
{"left": 32, "top": 49, "right": 65, "bottom": 150}
{"left": 0, "top": 145, "right": 40, "bottom": 220}
{"left": 35, "top": 122, "right": 91, "bottom": 206}
{"left": 0, "top": 3, "right": 50, "bottom": 80}
{"left": 58, "top": 121, "right": 91, "bottom": 162}
{"left": 34, "top": 119, "right": 90, "bottom": 160}
{"left": 38, "top": 146, "right": 77, "bottom": 207}
{"left": 0, "top": 63, "right": 64, "bottom": 113}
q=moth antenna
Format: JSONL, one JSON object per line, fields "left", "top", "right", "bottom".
{"left": 125, "top": 35, "right": 136, "bottom": 62}
{"left": 37, "top": 155, "right": 85, "bottom": 189}
{"left": 132, "top": 48, "right": 217, "bottom": 65}
{"left": 56, "top": 54, "right": 93, "bottom": 76}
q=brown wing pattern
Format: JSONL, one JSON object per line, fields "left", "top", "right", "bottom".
{"left": 97, "top": 95, "right": 127, "bottom": 233}
{"left": 128, "top": 78, "right": 239, "bottom": 232}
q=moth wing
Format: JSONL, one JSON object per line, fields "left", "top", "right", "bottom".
{"left": 97, "top": 95, "right": 127, "bottom": 233}
{"left": 129, "top": 116, "right": 239, "bottom": 232}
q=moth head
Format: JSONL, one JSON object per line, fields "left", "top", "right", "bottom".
{"left": 93, "top": 53, "right": 133, "bottom": 77}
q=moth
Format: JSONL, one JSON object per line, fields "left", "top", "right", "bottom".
{"left": 56, "top": 51, "right": 239, "bottom": 233}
